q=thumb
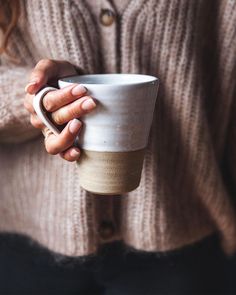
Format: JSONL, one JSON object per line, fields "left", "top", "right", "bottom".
{"left": 25, "top": 59, "right": 59, "bottom": 95}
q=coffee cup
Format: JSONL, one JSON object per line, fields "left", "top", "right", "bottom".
{"left": 34, "top": 74, "right": 159, "bottom": 195}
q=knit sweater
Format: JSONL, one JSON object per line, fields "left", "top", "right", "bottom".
{"left": 0, "top": 0, "right": 236, "bottom": 257}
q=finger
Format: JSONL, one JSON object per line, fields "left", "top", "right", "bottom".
{"left": 59, "top": 147, "right": 81, "bottom": 162}
{"left": 25, "top": 59, "right": 59, "bottom": 94}
{"left": 43, "top": 83, "right": 87, "bottom": 112}
{"left": 30, "top": 114, "right": 45, "bottom": 129}
{"left": 24, "top": 93, "right": 35, "bottom": 114}
{"left": 44, "top": 119, "right": 82, "bottom": 155}
{"left": 51, "top": 96, "right": 96, "bottom": 125}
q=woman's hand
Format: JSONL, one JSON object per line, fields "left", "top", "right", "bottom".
{"left": 24, "top": 59, "right": 96, "bottom": 162}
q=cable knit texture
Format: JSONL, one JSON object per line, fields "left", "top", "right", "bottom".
{"left": 0, "top": 0, "right": 236, "bottom": 256}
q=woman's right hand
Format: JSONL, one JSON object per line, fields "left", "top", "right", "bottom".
{"left": 24, "top": 59, "right": 96, "bottom": 162}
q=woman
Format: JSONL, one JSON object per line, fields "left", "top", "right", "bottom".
{"left": 0, "top": 0, "right": 236, "bottom": 294}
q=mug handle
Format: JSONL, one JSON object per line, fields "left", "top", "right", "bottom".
{"left": 33, "top": 86, "right": 80, "bottom": 148}
{"left": 33, "top": 86, "right": 61, "bottom": 135}
{"left": 33, "top": 86, "right": 80, "bottom": 146}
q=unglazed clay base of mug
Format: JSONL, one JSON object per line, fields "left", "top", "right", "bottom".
{"left": 78, "top": 149, "right": 146, "bottom": 195}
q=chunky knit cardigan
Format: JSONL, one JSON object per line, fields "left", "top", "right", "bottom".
{"left": 0, "top": 0, "right": 236, "bottom": 257}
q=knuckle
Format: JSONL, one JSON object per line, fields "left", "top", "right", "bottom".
{"left": 53, "top": 111, "right": 65, "bottom": 125}
{"left": 43, "top": 94, "right": 54, "bottom": 112}
{"left": 68, "top": 105, "right": 79, "bottom": 118}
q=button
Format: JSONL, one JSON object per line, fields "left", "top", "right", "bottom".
{"left": 98, "top": 220, "right": 115, "bottom": 239}
{"left": 100, "top": 9, "right": 116, "bottom": 26}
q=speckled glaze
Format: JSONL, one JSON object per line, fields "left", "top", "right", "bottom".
{"left": 59, "top": 74, "right": 159, "bottom": 152}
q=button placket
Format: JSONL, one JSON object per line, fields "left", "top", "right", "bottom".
{"left": 97, "top": 196, "right": 115, "bottom": 241}
{"left": 95, "top": 195, "right": 121, "bottom": 242}
{"left": 99, "top": 0, "right": 118, "bottom": 73}
{"left": 89, "top": 1, "right": 121, "bottom": 242}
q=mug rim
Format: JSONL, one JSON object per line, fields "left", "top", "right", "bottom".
{"left": 59, "top": 73, "right": 158, "bottom": 86}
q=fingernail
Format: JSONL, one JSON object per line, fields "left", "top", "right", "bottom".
{"left": 71, "top": 84, "right": 86, "bottom": 96}
{"left": 70, "top": 148, "right": 80, "bottom": 158}
{"left": 69, "top": 119, "right": 82, "bottom": 134}
{"left": 25, "top": 81, "right": 37, "bottom": 93}
{"left": 81, "top": 98, "right": 96, "bottom": 111}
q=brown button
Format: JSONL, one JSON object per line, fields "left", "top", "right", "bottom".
{"left": 100, "top": 9, "right": 116, "bottom": 26}
{"left": 98, "top": 220, "right": 115, "bottom": 239}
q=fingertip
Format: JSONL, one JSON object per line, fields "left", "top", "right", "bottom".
{"left": 68, "top": 119, "right": 82, "bottom": 134}
{"left": 70, "top": 147, "right": 81, "bottom": 158}
{"left": 60, "top": 147, "right": 81, "bottom": 162}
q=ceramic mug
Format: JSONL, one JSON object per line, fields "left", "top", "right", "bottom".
{"left": 33, "top": 74, "right": 159, "bottom": 195}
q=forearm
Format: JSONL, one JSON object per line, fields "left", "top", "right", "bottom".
{"left": 0, "top": 65, "right": 41, "bottom": 143}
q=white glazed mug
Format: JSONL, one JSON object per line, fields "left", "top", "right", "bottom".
{"left": 34, "top": 74, "right": 159, "bottom": 195}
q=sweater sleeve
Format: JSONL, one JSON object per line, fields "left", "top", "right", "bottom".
{"left": 0, "top": 65, "right": 41, "bottom": 143}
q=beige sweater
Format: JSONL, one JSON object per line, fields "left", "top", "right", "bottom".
{"left": 0, "top": 0, "right": 236, "bottom": 257}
